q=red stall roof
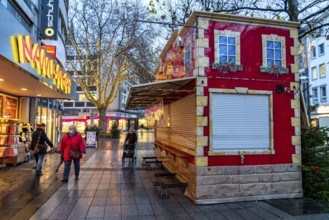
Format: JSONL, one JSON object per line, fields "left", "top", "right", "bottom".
{"left": 125, "top": 77, "right": 196, "bottom": 110}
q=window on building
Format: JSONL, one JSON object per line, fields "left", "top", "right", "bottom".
{"left": 76, "top": 93, "right": 86, "bottom": 101}
{"left": 75, "top": 102, "right": 85, "bottom": 107}
{"left": 90, "top": 93, "right": 97, "bottom": 100}
{"left": 320, "top": 64, "right": 326, "bottom": 78}
{"left": 63, "top": 102, "right": 74, "bottom": 107}
{"left": 311, "top": 47, "right": 316, "bottom": 58}
{"left": 86, "top": 102, "right": 95, "bottom": 107}
{"left": 67, "top": 55, "right": 76, "bottom": 60}
{"left": 184, "top": 43, "right": 191, "bottom": 67}
{"left": 312, "top": 87, "right": 318, "bottom": 104}
{"left": 320, "top": 85, "right": 327, "bottom": 103}
{"left": 211, "top": 93, "right": 270, "bottom": 151}
{"left": 318, "top": 43, "right": 325, "bottom": 56}
{"left": 266, "top": 40, "right": 282, "bottom": 67}
{"left": 7, "top": 1, "right": 33, "bottom": 32}
{"left": 89, "top": 86, "right": 97, "bottom": 91}
{"left": 298, "top": 54, "right": 304, "bottom": 69}
{"left": 219, "top": 35, "right": 236, "bottom": 63}
{"left": 312, "top": 66, "right": 317, "bottom": 80}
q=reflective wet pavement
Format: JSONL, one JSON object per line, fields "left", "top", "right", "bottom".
{"left": 0, "top": 130, "right": 329, "bottom": 220}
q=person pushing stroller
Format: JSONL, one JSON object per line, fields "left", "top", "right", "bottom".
{"left": 122, "top": 128, "right": 137, "bottom": 161}
{"left": 124, "top": 128, "right": 137, "bottom": 146}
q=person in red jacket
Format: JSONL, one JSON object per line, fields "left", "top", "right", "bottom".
{"left": 59, "top": 125, "right": 86, "bottom": 182}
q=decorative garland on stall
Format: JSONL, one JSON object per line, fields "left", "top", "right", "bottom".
{"left": 212, "top": 62, "right": 243, "bottom": 73}
{"left": 260, "top": 65, "right": 289, "bottom": 75}
{"left": 145, "top": 100, "right": 164, "bottom": 128}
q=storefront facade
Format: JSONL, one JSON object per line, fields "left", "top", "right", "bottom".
{"left": 126, "top": 12, "right": 301, "bottom": 204}
{"left": 62, "top": 113, "right": 138, "bottom": 134}
{"left": 0, "top": 2, "right": 74, "bottom": 165}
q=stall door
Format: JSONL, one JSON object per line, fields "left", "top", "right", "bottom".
{"left": 170, "top": 94, "right": 196, "bottom": 149}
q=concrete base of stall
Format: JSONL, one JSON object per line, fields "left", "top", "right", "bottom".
{"left": 191, "top": 164, "right": 303, "bottom": 204}
{"left": 188, "top": 192, "right": 303, "bottom": 205}
{"left": 154, "top": 140, "right": 303, "bottom": 205}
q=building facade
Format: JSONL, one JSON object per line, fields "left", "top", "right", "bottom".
{"left": 299, "top": 12, "right": 329, "bottom": 126}
{"left": 307, "top": 28, "right": 329, "bottom": 121}
{"left": 62, "top": 55, "right": 141, "bottom": 132}
{"left": 126, "top": 12, "right": 301, "bottom": 204}
{"left": 0, "top": 0, "right": 73, "bottom": 165}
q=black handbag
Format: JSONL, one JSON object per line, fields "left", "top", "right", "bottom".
{"left": 36, "top": 144, "right": 48, "bottom": 154}
{"left": 33, "top": 132, "right": 47, "bottom": 154}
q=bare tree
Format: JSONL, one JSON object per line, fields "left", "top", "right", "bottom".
{"left": 148, "top": 0, "right": 329, "bottom": 39}
{"left": 68, "top": 0, "right": 158, "bottom": 132}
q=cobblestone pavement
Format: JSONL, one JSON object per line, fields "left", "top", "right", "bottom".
{"left": 1, "top": 130, "right": 329, "bottom": 220}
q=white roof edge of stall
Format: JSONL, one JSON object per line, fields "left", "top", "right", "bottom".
{"left": 125, "top": 77, "right": 196, "bottom": 110}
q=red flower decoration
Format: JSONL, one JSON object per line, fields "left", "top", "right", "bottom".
{"left": 314, "top": 166, "right": 320, "bottom": 173}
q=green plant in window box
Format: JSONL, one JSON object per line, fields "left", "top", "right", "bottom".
{"left": 260, "top": 65, "right": 289, "bottom": 75}
{"left": 212, "top": 62, "right": 243, "bottom": 73}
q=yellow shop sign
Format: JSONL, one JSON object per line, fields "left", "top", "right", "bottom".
{"left": 11, "top": 35, "right": 71, "bottom": 94}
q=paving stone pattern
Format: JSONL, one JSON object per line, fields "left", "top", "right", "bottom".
{"left": 1, "top": 131, "right": 329, "bottom": 219}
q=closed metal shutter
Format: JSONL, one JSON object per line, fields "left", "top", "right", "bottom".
{"left": 211, "top": 93, "right": 270, "bottom": 151}
{"left": 170, "top": 94, "right": 196, "bottom": 149}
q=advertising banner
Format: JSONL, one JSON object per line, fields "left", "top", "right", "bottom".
{"left": 40, "top": 0, "right": 59, "bottom": 40}
{"left": 4, "top": 97, "right": 17, "bottom": 118}
{"left": 86, "top": 131, "right": 97, "bottom": 148}
{"left": 42, "top": 45, "right": 57, "bottom": 58}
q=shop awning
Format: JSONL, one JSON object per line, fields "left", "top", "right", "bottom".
{"left": 125, "top": 77, "right": 196, "bottom": 110}
{"left": 0, "top": 57, "right": 73, "bottom": 99}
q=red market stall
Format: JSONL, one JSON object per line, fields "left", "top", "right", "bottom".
{"left": 126, "top": 11, "right": 301, "bottom": 204}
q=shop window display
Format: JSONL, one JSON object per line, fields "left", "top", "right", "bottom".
{"left": 0, "top": 118, "right": 28, "bottom": 166}
{"left": 118, "top": 119, "right": 127, "bottom": 131}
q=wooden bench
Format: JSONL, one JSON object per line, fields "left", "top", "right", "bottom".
{"left": 155, "top": 143, "right": 189, "bottom": 159}
{"left": 160, "top": 180, "right": 188, "bottom": 199}
{"left": 153, "top": 172, "right": 176, "bottom": 186}
{"left": 145, "top": 160, "right": 163, "bottom": 170}
{"left": 142, "top": 156, "right": 157, "bottom": 166}
{"left": 152, "top": 170, "right": 187, "bottom": 199}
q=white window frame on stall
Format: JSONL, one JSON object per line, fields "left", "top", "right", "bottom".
{"left": 214, "top": 30, "right": 241, "bottom": 65}
{"left": 209, "top": 88, "right": 274, "bottom": 156}
{"left": 261, "top": 34, "right": 286, "bottom": 68}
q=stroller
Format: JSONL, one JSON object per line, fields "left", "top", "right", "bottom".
{"left": 122, "top": 143, "right": 136, "bottom": 162}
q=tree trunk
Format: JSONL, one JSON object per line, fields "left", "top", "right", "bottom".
{"left": 98, "top": 108, "right": 107, "bottom": 134}
{"left": 287, "top": 0, "right": 299, "bottom": 21}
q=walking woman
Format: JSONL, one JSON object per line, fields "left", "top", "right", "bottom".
{"left": 58, "top": 125, "right": 86, "bottom": 182}
{"left": 31, "top": 123, "right": 54, "bottom": 176}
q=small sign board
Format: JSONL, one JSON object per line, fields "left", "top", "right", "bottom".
{"left": 86, "top": 131, "right": 97, "bottom": 148}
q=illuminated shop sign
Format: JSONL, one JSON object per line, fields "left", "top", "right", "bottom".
{"left": 11, "top": 35, "right": 71, "bottom": 94}
{"left": 40, "top": 0, "right": 59, "bottom": 40}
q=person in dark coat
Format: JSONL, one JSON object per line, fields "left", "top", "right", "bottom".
{"left": 93, "top": 124, "right": 100, "bottom": 141}
{"left": 124, "top": 128, "right": 137, "bottom": 145}
{"left": 30, "top": 124, "right": 40, "bottom": 169}
{"left": 31, "top": 123, "right": 54, "bottom": 176}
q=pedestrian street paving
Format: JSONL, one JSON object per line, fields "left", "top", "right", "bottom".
{"left": 1, "top": 130, "right": 329, "bottom": 219}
